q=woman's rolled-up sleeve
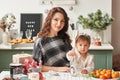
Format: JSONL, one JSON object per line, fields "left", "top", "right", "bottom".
{"left": 32, "top": 38, "right": 43, "bottom": 65}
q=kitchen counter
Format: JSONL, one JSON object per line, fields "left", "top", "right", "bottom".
{"left": 0, "top": 43, "right": 34, "bottom": 50}
{"left": 89, "top": 43, "right": 113, "bottom": 50}
{"left": 0, "top": 43, "right": 113, "bottom": 50}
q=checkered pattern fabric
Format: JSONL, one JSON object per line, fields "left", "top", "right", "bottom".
{"left": 33, "top": 36, "right": 72, "bottom": 67}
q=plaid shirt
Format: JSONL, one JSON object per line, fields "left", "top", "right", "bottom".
{"left": 33, "top": 36, "right": 72, "bottom": 67}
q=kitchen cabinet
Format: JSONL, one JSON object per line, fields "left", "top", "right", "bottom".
{"left": 89, "top": 44, "right": 114, "bottom": 69}
{"left": 89, "top": 50, "right": 112, "bottom": 70}
{"left": 89, "top": 44, "right": 113, "bottom": 70}
{"left": 0, "top": 49, "right": 32, "bottom": 72}
{"left": 0, "top": 44, "right": 113, "bottom": 72}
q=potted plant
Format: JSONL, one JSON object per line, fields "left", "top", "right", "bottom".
{"left": 2, "top": 13, "right": 16, "bottom": 30}
{"left": 77, "top": 9, "right": 114, "bottom": 45}
{"left": 1, "top": 13, "right": 16, "bottom": 45}
{"left": 77, "top": 9, "right": 113, "bottom": 31}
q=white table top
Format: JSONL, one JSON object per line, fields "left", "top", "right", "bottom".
{"left": 0, "top": 71, "right": 119, "bottom": 80}
{"left": 0, "top": 71, "right": 94, "bottom": 80}
{"left": 43, "top": 71, "right": 93, "bottom": 80}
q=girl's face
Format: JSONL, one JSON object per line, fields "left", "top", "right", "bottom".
{"left": 76, "top": 40, "right": 90, "bottom": 55}
{"left": 50, "top": 12, "right": 65, "bottom": 34}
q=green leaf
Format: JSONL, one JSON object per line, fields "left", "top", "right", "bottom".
{"left": 77, "top": 9, "right": 114, "bottom": 31}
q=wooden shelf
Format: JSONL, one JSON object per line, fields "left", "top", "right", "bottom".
{"left": 40, "top": 0, "right": 76, "bottom": 5}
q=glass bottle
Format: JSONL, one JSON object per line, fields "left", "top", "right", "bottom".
{"left": 70, "top": 58, "right": 76, "bottom": 76}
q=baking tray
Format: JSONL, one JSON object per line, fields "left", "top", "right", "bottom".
{"left": 11, "top": 43, "right": 34, "bottom": 49}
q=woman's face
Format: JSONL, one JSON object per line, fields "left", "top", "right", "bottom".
{"left": 50, "top": 12, "right": 65, "bottom": 34}
{"left": 76, "top": 40, "right": 90, "bottom": 55}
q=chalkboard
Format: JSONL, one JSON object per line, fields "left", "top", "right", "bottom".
{"left": 20, "top": 13, "right": 43, "bottom": 39}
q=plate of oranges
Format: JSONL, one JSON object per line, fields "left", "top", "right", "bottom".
{"left": 89, "top": 69, "right": 120, "bottom": 80}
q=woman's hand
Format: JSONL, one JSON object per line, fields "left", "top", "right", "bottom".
{"left": 56, "top": 67, "right": 70, "bottom": 72}
{"left": 42, "top": 65, "right": 70, "bottom": 72}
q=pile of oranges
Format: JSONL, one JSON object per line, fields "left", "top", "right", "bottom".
{"left": 90, "top": 69, "right": 119, "bottom": 79}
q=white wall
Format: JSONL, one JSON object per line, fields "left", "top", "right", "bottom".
{"left": 0, "top": 0, "right": 112, "bottom": 42}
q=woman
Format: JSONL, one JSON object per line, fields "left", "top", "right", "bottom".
{"left": 32, "top": 7, "right": 72, "bottom": 72}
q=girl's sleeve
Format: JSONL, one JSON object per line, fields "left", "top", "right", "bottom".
{"left": 66, "top": 52, "right": 71, "bottom": 61}
{"left": 85, "top": 55, "right": 94, "bottom": 73}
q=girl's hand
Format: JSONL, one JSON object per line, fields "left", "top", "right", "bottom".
{"left": 67, "top": 50, "right": 75, "bottom": 56}
{"left": 81, "top": 69, "right": 88, "bottom": 74}
{"left": 66, "top": 50, "right": 76, "bottom": 61}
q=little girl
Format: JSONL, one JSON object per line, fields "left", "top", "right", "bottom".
{"left": 67, "top": 34, "right": 94, "bottom": 74}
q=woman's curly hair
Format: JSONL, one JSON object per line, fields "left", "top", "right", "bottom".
{"left": 37, "top": 7, "right": 71, "bottom": 44}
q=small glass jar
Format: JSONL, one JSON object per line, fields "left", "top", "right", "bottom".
{"left": 9, "top": 63, "right": 24, "bottom": 78}
{"left": 93, "top": 36, "right": 101, "bottom": 46}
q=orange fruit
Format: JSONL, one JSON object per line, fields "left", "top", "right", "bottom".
{"left": 100, "top": 70, "right": 106, "bottom": 75}
{"left": 106, "top": 70, "right": 112, "bottom": 75}
{"left": 99, "top": 75, "right": 107, "bottom": 79}
{"left": 114, "top": 71, "right": 119, "bottom": 77}
{"left": 96, "top": 69, "right": 101, "bottom": 73}
{"left": 96, "top": 72, "right": 101, "bottom": 78}
{"left": 106, "top": 69, "right": 112, "bottom": 73}
{"left": 102, "top": 69, "right": 107, "bottom": 73}
{"left": 104, "top": 73, "right": 111, "bottom": 79}
{"left": 112, "top": 72, "right": 119, "bottom": 79}
{"left": 90, "top": 71, "right": 96, "bottom": 75}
